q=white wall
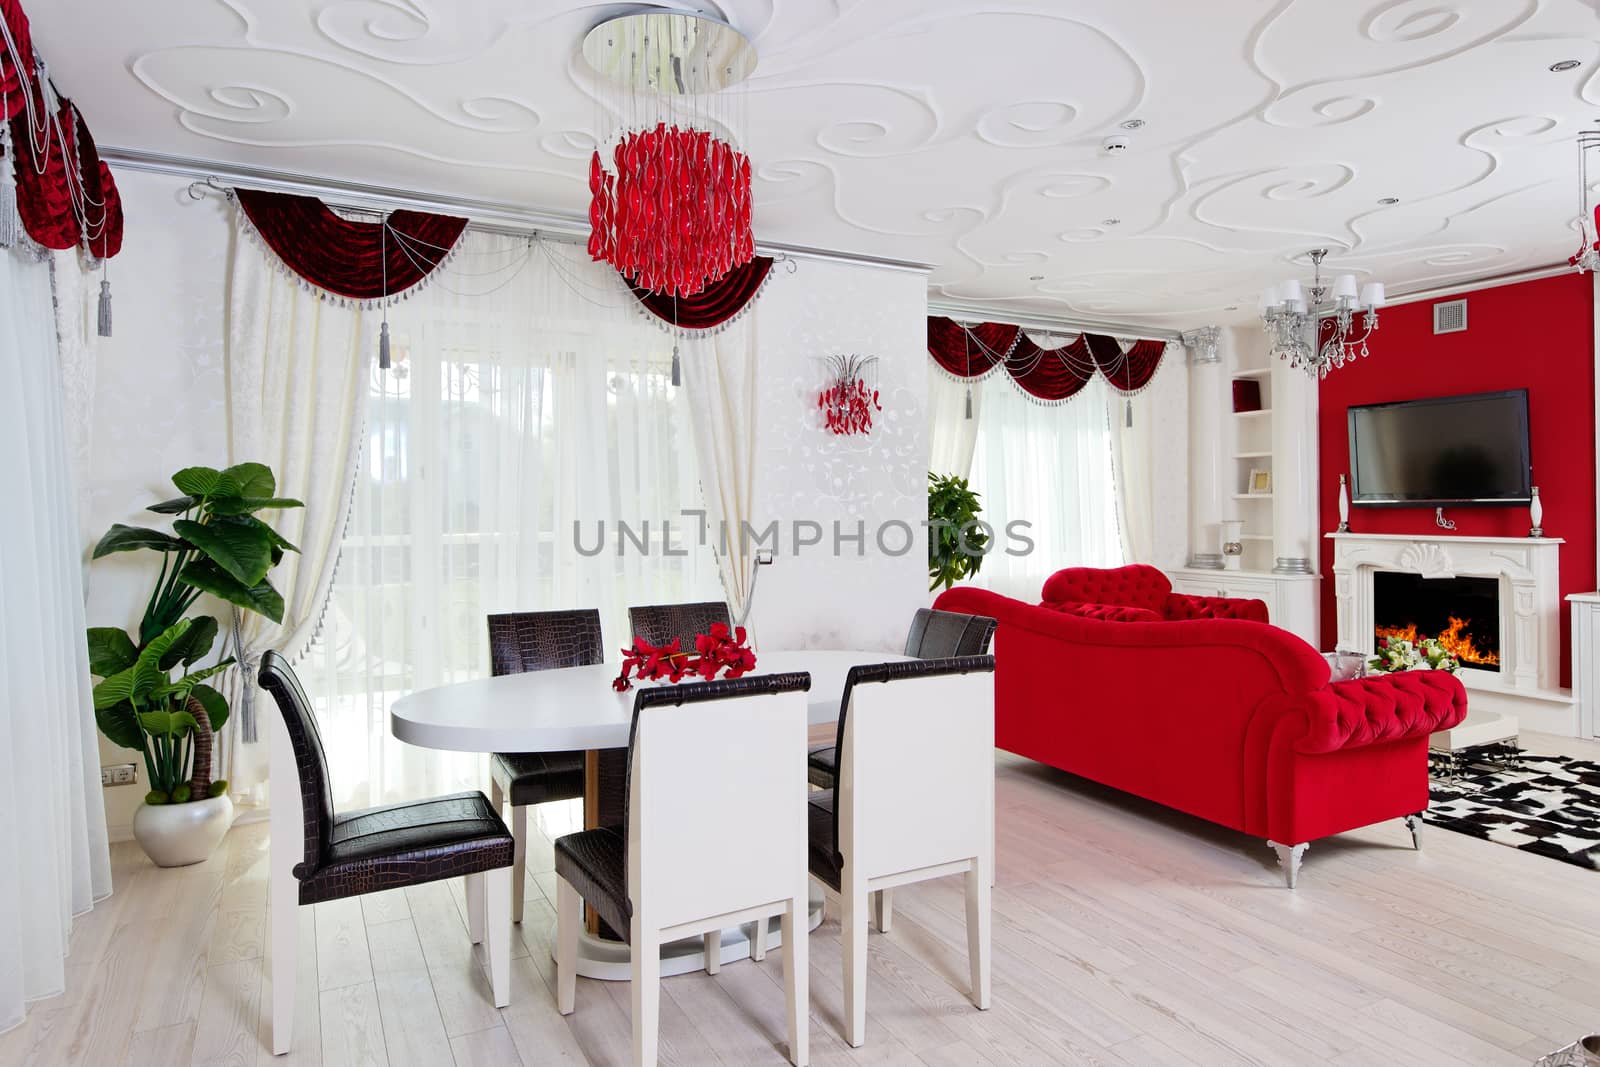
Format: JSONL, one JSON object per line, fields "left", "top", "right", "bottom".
{"left": 84, "top": 168, "right": 234, "bottom": 838}
{"left": 748, "top": 259, "right": 931, "bottom": 652}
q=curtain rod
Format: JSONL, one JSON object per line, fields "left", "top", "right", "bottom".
{"left": 926, "top": 299, "right": 1183, "bottom": 343}
{"left": 101, "top": 146, "right": 935, "bottom": 276}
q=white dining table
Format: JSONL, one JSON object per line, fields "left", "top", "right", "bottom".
{"left": 384, "top": 648, "right": 910, "bottom": 979}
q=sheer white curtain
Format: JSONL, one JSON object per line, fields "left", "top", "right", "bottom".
{"left": 928, "top": 370, "right": 982, "bottom": 480}
{"left": 1107, "top": 382, "right": 1155, "bottom": 565}
{"left": 966, "top": 374, "right": 1124, "bottom": 600}
{"left": 300, "top": 236, "right": 720, "bottom": 811}
{"left": 225, "top": 234, "right": 370, "bottom": 804}
{"left": 0, "top": 249, "right": 111, "bottom": 1034}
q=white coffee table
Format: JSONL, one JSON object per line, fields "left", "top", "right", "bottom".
{"left": 1429, "top": 709, "right": 1520, "bottom": 779}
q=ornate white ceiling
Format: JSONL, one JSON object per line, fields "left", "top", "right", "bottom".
{"left": 27, "top": 0, "right": 1600, "bottom": 327}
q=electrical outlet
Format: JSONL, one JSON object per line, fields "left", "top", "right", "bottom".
{"left": 101, "top": 763, "right": 137, "bottom": 787}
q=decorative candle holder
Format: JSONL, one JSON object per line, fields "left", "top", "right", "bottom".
{"left": 1530, "top": 485, "right": 1543, "bottom": 538}
{"left": 1338, "top": 473, "right": 1350, "bottom": 532}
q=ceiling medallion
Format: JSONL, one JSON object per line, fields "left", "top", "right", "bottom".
{"left": 1258, "top": 249, "right": 1386, "bottom": 378}
{"left": 1571, "top": 129, "right": 1600, "bottom": 273}
{"left": 582, "top": 9, "right": 757, "bottom": 296}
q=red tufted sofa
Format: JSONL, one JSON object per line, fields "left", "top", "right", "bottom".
{"left": 1042, "top": 563, "right": 1271, "bottom": 623}
{"left": 934, "top": 578, "right": 1467, "bottom": 887}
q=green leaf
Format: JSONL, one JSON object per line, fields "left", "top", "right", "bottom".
{"left": 215, "top": 513, "right": 300, "bottom": 555}
{"left": 171, "top": 466, "right": 225, "bottom": 498}
{"left": 174, "top": 518, "right": 272, "bottom": 587}
{"left": 87, "top": 627, "right": 138, "bottom": 677}
{"left": 178, "top": 560, "right": 286, "bottom": 623}
{"left": 93, "top": 667, "right": 139, "bottom": 710}
{"left": 99, "top": 620, "right": 191, "bottom": 708}
{"left": 154, "top": 658, "right": 236, "bottom": 703}
{"left": 95, "top": 700, "right": 143, "bottom": 750}
{"left": 190, "top": 683, "right": 229, "bottom": 735}
{"left": 92, "top": 524, "right": 187, "bottom": 558}
{"left": 147, "top": 495, "right": 198, "bottom": 515}
{"left": 159, "top": 615, "right": 219, "bottom": 669}
{"left": 137, "top": 708, "right": 198, "bottom": 738}
{"left": 220, "top": 462, "right": 276, "bottom": 500}
{"left": 207, "top": 496, "right": 305, "bottom": 516}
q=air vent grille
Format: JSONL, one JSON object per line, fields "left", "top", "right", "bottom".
{"left": 1433, "top": 299, "right": 1468, "bottom": 334}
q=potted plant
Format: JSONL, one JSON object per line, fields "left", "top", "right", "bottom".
{"left": 928, "top": 471, "right": 988, "bottom": 591}
{"left": 88, "top": 462, "right": 301, "bottom": 866}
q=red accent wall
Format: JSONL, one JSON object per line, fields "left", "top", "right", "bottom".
{"left": 1316, "top": 273, "right": 1595, "bottom": 687}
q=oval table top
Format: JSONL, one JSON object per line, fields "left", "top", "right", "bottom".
{"left": 389, "top": 648, "right": 911, "bottom": 753}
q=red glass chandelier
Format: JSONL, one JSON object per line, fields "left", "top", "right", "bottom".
{"left": 587, "top": 124, "right": 753, "bottom": 297}
{"left": 582, "top": 10, "right": 757, "bottom": 297}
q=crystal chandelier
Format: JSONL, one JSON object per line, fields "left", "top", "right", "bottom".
{"left": 1259, "top": 249, "right": 1386, "bottom": 377}
{"left": 581, "top": 9, "right": 756, "bottom": 297}
{"left": 1571, "top": 129, "right": 1599, "bottom": 273}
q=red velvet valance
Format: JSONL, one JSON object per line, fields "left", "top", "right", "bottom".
{"left": 1, "top": 0, "right": 33, "bottom": 122}
{"left": 2, "top": 0, "right": 125, "bottom": 256}
{"left": 73, "top": 106, "right": 123, "bottom": 258}
{"left": 928, "top": 316, "right": 1168, "bottom": 403}
{"left": 627, "top": 254, "right": 774, "bottom": 330}
{"left": 12, "top": 95, "right": 78, "bottom": 249}
{"left": 234, "top": 188, "right": 468, "bottom": 302}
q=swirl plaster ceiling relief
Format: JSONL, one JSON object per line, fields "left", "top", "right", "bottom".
{"left": 26, "top": 0, "right": 1600, "bottom": 327}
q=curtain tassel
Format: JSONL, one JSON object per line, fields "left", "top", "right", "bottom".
{"left": 1125, "top": 397, "right": 1133, "bottom": 428}
{"left": 378, "top": 319, "right": 392, "bottom": 369}
{"left": 97, "top": 277, "right": 113, "bottom": 338}
{"left": 0, "top": 112, "right": 17, "bottom": 250}
{"left": 670, "top": 343, "right": 681, "bottom": 387}
{"left": 964, "top": 386, "right": 973, "bottom": 420}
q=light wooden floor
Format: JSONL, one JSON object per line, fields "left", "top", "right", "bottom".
{"left": 5, "top": 731, "right": 1599, "bottom": 1067}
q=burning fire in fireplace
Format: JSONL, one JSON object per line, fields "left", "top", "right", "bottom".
{"left": 1375, "top": 616, "right": 1500, "bottom": 668}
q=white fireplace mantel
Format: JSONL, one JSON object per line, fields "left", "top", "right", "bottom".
{"left": 1326, "top": 532, "right": 1565, "bottom": 703}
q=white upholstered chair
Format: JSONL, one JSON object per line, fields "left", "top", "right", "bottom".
{"left": 806, "top": 656, "right": 996, "bottom": 1047}
{"left": 553, "top": 673, "right": 813, "bottom": 1066}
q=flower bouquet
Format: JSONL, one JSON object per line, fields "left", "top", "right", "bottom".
{"left": 612, "top": 622, "right": 758, "bottom": 692}
{"left": 1369, "top": 635, "right": 1459, "bottom": 675}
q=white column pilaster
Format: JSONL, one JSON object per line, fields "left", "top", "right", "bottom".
{"left": 1183, "top": 327, "right": 1224, "bottom": 569}
{"left": 1271, "top": 338, "right": 1318, "bottom": 575}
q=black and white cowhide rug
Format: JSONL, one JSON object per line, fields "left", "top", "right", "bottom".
{"left": 1426, "top": 753, "right": 1600, "bottom": 871}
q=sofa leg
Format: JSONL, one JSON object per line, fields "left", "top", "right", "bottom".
{"left": 1267, "top": 841, "right": 1308, "bottom": 889}
{"left": 1403, "top": 813, "right": 1423, "bottom": 850}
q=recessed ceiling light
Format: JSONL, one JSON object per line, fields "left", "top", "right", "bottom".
{"left": 1119, "top": 118, "right": 1145, "bottom": 130}
{"left": 1224, "top": 306, "right": 1239, "bottom": 311}
{"left": 1102, "top": 218, "right": 1122, "bottom": 226}
{"left": 1378, "top": 197, "right": 1400, "bottom": 205}
{"left": 1029, "top": 275, "right": 1044, "bottom": 281}
{"left": 1550, "top": 59, "right": 1581, "bottom": 72}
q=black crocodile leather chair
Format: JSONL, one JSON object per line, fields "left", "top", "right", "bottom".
{"left": 485, "top": 609, "right": 600, "bottom": 923}
{"left": 627, "top": 600, "right": 732, "bottom": 650}
{"left": 807, "top": 608, "right": 997, "bottom": 788}
{"left": 257, "top": 651, "right": 514, "bottom": 1028}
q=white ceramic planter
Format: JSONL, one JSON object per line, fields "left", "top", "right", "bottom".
{"left": 132, "top": 793, "right": 234, "bottom": 867}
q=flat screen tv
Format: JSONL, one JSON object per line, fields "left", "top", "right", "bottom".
{"left": 1348, "top": 389, "right": 1531, "bottom": 507}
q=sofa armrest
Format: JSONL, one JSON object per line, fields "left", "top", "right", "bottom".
{"left": 1295, "top": 671, "right": 1467, "bottom": 755}
{"left": 1164, "top": 592, "right": 1269, "bottom": 623}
